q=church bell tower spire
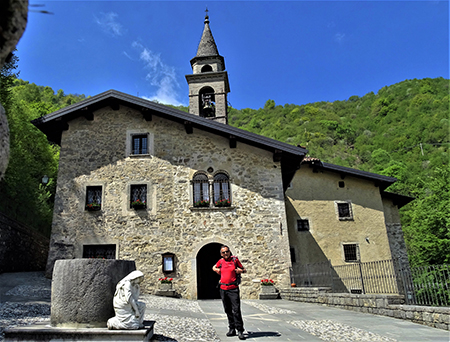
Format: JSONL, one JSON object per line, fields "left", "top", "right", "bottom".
{"left": 185, "top": 10, "right": 230, "bottom": 124}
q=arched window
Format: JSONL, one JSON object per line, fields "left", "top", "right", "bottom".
{"left": 193, "top": 173, "right": 210, "bottom": 207}
{"left": 213, "top": 173, "right": 231, "bottom": 207}
{"left": 201, "top": 65, "right": 213, "bottom": 72}
{"left": 199, "top": 86, "right": 215, "bottom": 118}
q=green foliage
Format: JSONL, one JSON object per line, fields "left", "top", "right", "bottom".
{"left": 0, "top": 50, "right": 19, "bottom": 111}
{"left": 402, "top": 167, "right": 450, "bottom": 266}
{"left": 228, "top": 77, "right": 449, "bottom": 266}
{"left": 0, "top": 57, "right": 86, "bottom": 236}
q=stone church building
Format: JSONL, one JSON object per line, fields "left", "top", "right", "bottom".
{"left": 33, "top": 14, "right": 412, "bottom": 299}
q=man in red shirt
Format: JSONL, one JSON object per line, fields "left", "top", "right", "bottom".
{"left": 212, "top": 245, "right": 247, "bottom": 340}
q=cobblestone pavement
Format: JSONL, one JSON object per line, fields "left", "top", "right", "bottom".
{"left": 1, "top": 272, "right": 449, "bottom": 342}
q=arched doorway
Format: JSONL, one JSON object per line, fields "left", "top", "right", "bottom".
{"left": 197, "top": 243, "right": 222, "bottom": 299}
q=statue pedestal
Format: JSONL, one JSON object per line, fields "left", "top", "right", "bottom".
{"left": 4, "top": 320, "right": 154, "bottom": 342}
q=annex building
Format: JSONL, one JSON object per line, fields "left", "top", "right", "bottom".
{"left": 34, "top": 14, "right": 412, "bottom": 299}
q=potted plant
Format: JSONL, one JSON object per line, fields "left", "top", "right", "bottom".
{"left": 85, "top": 203, "right": 101, "bottom": 211}
{"left": 214, "top": 198, "right": 231, "bottom": 207}
{"left": 194, "top": 200, "right": 210, "bottom": 208}
{"left": 131, "top": 199, "right": 147, "bottom": 210}
{"left": 158, "top": 277, "right": 173, "bottom": 291}
{"left": 260, "top": 279, "right": 276, "bottom": 293}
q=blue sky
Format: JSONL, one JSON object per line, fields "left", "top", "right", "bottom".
{"left": 17, "top": 1, "right": 449, "bottom": 110}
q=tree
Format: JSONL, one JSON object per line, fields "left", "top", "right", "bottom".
{"left": 0, "top": 50, "right": 19, "bottom": 111}
{"left": 401, "top": 167, "right": 450, "bottom": 266}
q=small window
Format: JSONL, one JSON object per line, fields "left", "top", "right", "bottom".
{"left": 213, "top": 173, "right": 231, "bottom": 207}
{"left": 343, "top": 243, "right": 359, "bottom": 262}
{"left": 339, "top": 181, "right": 345, "bottom": 188}
{"left": 130, "top": 184, "right": 147, "bottom": 209}
{"left": 193, "top": 173, "right": 210, "bottom": 207}
{"left": 297, "top": 219, "right": 309, "bottom": 231}
{"left": 336, "top": 201, "right": 353, "bottom": 220}
{"left": 132, "top": 134, "right": 148, "bottom": 155}
{"left": 85, "top": 186, "right": 102, "bottom": 211}
{"left": 83, "top": 244, "right": 116, "bottom": 259}
{"left": 290, "top": 247, "right": 296, "bottom": 263}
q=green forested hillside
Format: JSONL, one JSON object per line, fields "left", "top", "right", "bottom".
{"left": 1, "top": 61, "right": 448, "bottom": 267}
{"left": 227, "top": 78, "right": 450, "bottom": 266}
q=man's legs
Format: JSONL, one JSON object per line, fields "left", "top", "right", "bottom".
{"left": 220, "top": 288, "right": 235, "bottom": 331}
{"left": 227, "top": 288, "right": 244, "bottom": 332}
{"left": 220, "top": 288, "right": 244, "bottom": 331}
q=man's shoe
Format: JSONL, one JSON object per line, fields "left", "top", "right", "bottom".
{"left": 238, "top": 331, "right": 246, "bottom": 340}
{"left": 226, "top": 329, "right": 236, "bottom": 337}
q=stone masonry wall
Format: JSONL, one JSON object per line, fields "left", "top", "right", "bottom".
{"left": 280, "top": 287, "right": 449, "bottom": 331}
{"left": 46, "top": 105, "right": 292, "bottom": 299}
{"left": 0, "top": 212, "right": 49, "bottom": 273}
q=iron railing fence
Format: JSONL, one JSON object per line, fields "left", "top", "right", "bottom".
{"left": 292, "top": 260, "right": 450, "bottom": 307}
{"left": 397, "top": 263, "right": 450, "bottom": 306}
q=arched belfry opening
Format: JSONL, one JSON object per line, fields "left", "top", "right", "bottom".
{"left": 186, "top": 12, "right": 230, "bottom": 124}
{"left": 199, "top": 86, "right": 216, "bottom": 118}
{"left": 201, "top": 65, "right": 212, "bottom": 72}
{"left": 196, "top": 242, "right": 222, "bottom": 299}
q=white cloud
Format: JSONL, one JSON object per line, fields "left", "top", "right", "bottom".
{"left": 334, "top": 33, "right": 346, "bottom": 43}
{"left": 95, "top": 12, "right": 125, "bottom": 37}
{"left": 132, "top": 41, "right": 183, "bottom": 106}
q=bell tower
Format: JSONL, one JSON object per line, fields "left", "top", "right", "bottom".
{"left": 186, "top": 11, "right": 230, "bottom": 124}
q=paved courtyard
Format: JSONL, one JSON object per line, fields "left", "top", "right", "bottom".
{"left": 0, "top": 272, "right": 448, "bottom": 342}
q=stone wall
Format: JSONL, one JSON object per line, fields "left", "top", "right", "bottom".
{"left": 47, "top": 105, "right": 292, "bottom": 299}
{"left": 0, "top": 212, "right": 49, "bottom": 273}
{"left": 280, "top": 287, "right": 449, "bottom": 331}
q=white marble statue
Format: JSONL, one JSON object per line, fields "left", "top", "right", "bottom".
{"left": 107, "top": 270, "right": 146, "bottom": 330}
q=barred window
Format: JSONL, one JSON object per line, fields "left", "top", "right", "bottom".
{"left": 85, "top": 186, "right": 102, "bottom": 211}
{"left": 343, "top": 243, "right": 359, "bottom": 262}
{"left": 132, "top": 134, "right": 148, "bottom": 155}
{"left": 213, "top": 173, "right": 231, "bottom": 207}
{"left": 297, "top": 219, "right": 309, "bottom": 231}
{"left": 193, "top": 173, "right": 209, "bottom": 207}
{"left": 130, "top": 184, "right": 147, "bottom": 209}
{"left": 336, "top": 201, "right": 353, "bottom": 220}
{"left": 83, "top": 244, "right": 116, "bottom": 259}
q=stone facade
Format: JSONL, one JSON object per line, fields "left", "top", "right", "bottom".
{"left": 46, "top": 105, "right": 292, "bottom": 299}
{"left": 382, "top": 198, "right": 409, "bottom": 268}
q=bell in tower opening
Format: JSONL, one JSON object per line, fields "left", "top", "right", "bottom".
{"left": 186, "top": 11, "right": 230, "bottom": 124}
{"left": 200, "top": 87, "right": 216, "bottom": 118}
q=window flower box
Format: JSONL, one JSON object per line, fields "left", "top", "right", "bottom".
{"left": 131, "top": 199, "right": 147, "bottom": 210}
{"left": 85, "top": 203, "right": 101, "bottom": 211}
{"left": 194, "top": 200, "right": 210, "bottom": 208}
{"left": 214, "top": 199, "right": 231, "bottom": 207}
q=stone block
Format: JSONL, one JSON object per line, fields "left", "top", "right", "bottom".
{"left": 51, "top": 259, "right": 136, "bottom": 328}
{"left": 423, "top": 312, "right": 433, "bottom": 323}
